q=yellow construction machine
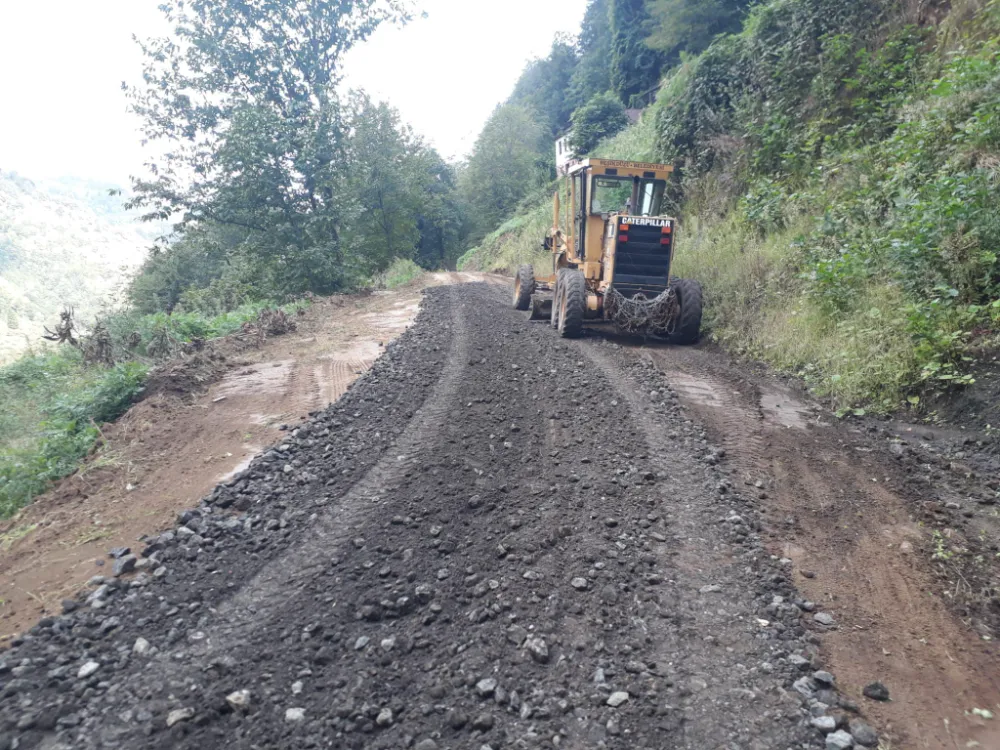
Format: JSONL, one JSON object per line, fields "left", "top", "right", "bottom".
{"left": 512, "top": 158, "right": 702, "bottom": 342}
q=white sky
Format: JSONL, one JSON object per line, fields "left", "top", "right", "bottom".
{"left": 0, "top": 0, "right": 588, "bottom": 184}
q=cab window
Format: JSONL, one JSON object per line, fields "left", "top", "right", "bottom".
{"left": 590, "top": 176, "right": 667, "bottom": 216}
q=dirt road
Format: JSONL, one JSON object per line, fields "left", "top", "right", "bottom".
{"left": 2, "top": 281, "right": 999, "bottom": 749}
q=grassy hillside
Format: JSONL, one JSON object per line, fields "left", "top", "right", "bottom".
{"left": 461, "top": 0, "right": 1000, "bottom": 415}
{"left": 0, "top": 172, "right": 151, "bottom": 364}
{"left": 0, "top": 298, "right": 307, "bottom": 518}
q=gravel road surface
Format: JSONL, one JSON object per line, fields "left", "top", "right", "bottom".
{"left": 1, "top": 283, "right": 881, "bottom": 749}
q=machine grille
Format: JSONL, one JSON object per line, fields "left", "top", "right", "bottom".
{"left": 612, "top": 222, "right": 673, "bottom": 298}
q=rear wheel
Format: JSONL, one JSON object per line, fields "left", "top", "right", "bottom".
{"left": 671, "top": 279, "right": 703, "bottom": 345}
{"left": 558, "top": 270, "right": 586, "bottom": 339}
{"left": 513, "top": 265, "right": 535, "bottom": 310}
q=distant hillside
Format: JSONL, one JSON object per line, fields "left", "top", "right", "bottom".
{"left": 0, "top": 171, "right": 152, "bottom": 363}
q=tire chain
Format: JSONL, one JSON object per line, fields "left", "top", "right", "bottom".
{"left": 605, "top": 285, "right": 677, "bottom": 336}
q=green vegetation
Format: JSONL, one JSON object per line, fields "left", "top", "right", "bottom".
{"left": 466, "top": 0, "right": 1000, "bottom": 414}
{"left": 459, "top": 204, "right": 554, "bottom": 275}
{"left": 0, "top": 299, "right": 305, "bottom": 518}
{"left": 375, "top": 258, "right": 426, "bottom": 290}
{"left": 124, "top": 0, "right": 469, "bottom": 314}
{"left": 461, "top": 105, "right": 548, "bottom": 245}
{"left": 609, "top": 0, "right": 663, "bottom": 103}
{"left": 0, "top": 349, "right": 147, "bottom": 517}
{"left": 570, "top": 92, "right": 630, "bottom": 154}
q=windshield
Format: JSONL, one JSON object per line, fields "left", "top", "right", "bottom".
{"left": 590, "top": 176, "right": 667, "bottom": 216}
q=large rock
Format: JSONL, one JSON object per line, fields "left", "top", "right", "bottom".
{"left": 826, "top": 729, "right": 854, "bottom": 749}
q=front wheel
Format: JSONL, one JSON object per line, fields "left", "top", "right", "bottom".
{"left": 671, "top": 279, "right": 703, "bottom": 345}
{"left": 558, "top": 270, "right": 586, "bottom": 338}
{"left": 513, "top": 264, "right": 535, "bottom": 310}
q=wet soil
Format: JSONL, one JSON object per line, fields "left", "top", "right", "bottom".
{"left": 629, "top": 341, "right": 1000, "bottom": 749}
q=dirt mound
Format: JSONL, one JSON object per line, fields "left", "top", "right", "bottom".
{"left": 142, "top": 348, "right": 231, "bottom": 398}
{"left": 142, "top": 307, "right": 304, "bottom": 400}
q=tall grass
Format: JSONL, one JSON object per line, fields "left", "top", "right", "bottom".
{"left": 673, "top": 214, "right": 918, "bottom": 408}
{"left": 458, "top": 203, "right": 553, "bottom": 274}
{"left": 373, "top": 257, "right": 425, "bottom": 289}
{"left": 0, "top": 351, "right": 148, "bottom": 516}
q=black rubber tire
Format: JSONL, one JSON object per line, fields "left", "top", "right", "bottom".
{"left": 551, "top": 269, "right": 567, "bottom": 328}
{"left": 558, "top": 270, "right": 586, "bottom": 339}
{"left": 671, "top": 278, "right": 703, "bottom": 345}
{"left": 513, "top": 264, "right": 535, "bottom": 310}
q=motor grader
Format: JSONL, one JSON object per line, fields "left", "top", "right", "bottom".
{"left": 512, "top": 158, "right": 702, "bottom": 343}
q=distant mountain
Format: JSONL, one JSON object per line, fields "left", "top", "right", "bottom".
{"left": 0, "top": 171, "right": 153, "bottom": 364}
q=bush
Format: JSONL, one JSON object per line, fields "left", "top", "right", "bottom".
{"left": 374, "top": 258, "right": 425, "bottom": 289}
{"left": 0, "top": 359, "right": 148, "bottom": 516}
{"left": 570, "top": 92, "right": 630, "bottom": 155}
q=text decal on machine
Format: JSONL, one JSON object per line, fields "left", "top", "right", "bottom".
{"left": 623, "top": 217, "right": 673, "bottom": 228}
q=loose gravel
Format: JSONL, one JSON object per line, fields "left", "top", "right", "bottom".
{"left": 0, "top": 283, "right": 872, "bottom": 750}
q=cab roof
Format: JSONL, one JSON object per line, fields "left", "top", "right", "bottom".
{"left": 568, "top": 158, "right": 673, "bottom": 179}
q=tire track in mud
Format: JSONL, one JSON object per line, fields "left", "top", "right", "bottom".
{"left": 312, "top": 358, "right": 376, "bottom": 408}
{"left": 644, "top": 350, "right": 769, "bottom": 482}
{"left": 634, "top": 344, "right": 1000, "bottom": 749}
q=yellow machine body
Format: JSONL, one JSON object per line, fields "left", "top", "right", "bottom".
{"left": 538, "top": 158, "right": 676, "bottom": 316}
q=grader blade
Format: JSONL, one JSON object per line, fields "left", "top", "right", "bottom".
{"left": 528, "top": 295, "right": 552, "bottom": 321}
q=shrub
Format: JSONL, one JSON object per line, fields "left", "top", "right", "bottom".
{"left": 570, "top": 92, "right": 631, "bottom": 155}
{"left": 374, "top": 258, "right": 425, "bottom": 289}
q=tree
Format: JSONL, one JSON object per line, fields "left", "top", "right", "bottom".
{"left": 343, "top": 94, "right": 425, "bottom": 270}
{"left": 570, "top": 93, "right": 630, "bottom": 154}
{"left": 509, "top": 36, "right": 579, "bottom": 140}
{"left": 128, "top": 226, "right": 247, "bottom": 314}
{"left": 125, "top": 0, "right": 412, "bottom": 296}
{"left": 464, "top": 105, "right": 548, "bottom": 239}
{"left": 413, "top": 154, "right": 469, "bottom": 270}
{"left": 643, "top": 0, "right": 752, "bottom": 63}
{"left": 567, "top": 0, "right": 614, "bottom": 110}
{"left": 610, "top": 0, "right": 664, "bottom": 103}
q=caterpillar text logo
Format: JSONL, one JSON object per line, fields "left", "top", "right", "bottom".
{"left": 623, "top": 217, "right": 673, "bottom": 228}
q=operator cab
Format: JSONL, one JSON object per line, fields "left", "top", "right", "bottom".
{"left": 565, "top": 159, "right": 676, "bottom": 299}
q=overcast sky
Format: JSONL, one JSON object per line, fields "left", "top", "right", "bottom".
{"left": 0, "top": 0, "right": 588, "bottom": 185}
